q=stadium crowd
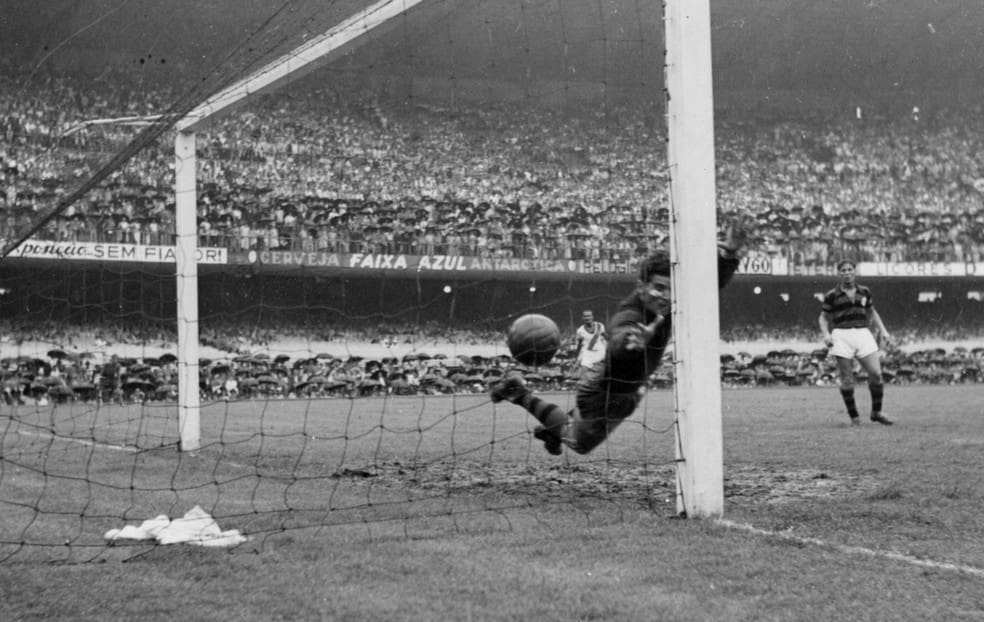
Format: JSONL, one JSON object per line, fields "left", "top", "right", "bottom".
{"left": 4, "top": 66, "right": 984, "bottom": 404}
{"left": 3, "top": 334, "right": 983, "bottom": 407}
{"left": 3, "top": 66, "right": 984, "bottom": 264}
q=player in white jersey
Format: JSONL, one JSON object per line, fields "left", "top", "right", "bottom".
{"left": 574, "top": 310, "right": 608, "bottom": 380}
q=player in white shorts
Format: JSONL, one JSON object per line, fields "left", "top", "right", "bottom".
{"left": 819, "top": 260, "right": 894, "bottom": 426}
{"left": 829, "top": 327, "right": 879, "bottom": 360}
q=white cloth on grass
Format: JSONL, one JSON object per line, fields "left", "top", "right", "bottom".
{"left": 104, "top": 505, "right": 247, "bottom": 547}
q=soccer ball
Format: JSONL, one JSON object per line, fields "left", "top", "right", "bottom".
{"left": 507, "top": 314, "right": 561, "bottom": 366}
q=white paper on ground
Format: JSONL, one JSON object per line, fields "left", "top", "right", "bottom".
{"left": 104, "top": 505, "right": 247, "bottom": 547}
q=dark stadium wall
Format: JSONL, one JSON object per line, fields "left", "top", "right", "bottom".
{"left": 2, "top": 265, "right": 982, "bottom": 336}
{"left": 721, "top": 276, "right": 984, "bottom": 335}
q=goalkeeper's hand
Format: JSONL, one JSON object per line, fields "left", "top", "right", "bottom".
{"left": 625, "top": 315, "right": 664, "bottom": 351}
{"left": 719, "top": 213, "right": 751, "bottom": 255}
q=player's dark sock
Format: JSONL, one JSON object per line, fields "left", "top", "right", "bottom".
{"left": 839, "top": 388, "right": 859, "bottom": 419}
{"left": 869, "top": 382, "right": 884, "bottom": 413}
{"left": 517, "top": 395, "right": 568, "bottom": 434}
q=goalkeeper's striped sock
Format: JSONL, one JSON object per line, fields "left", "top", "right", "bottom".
{"left": 517, "top": 395, "right": 569, "bottom": 435}
{"left": 839, "top": 388, "right": 859, "bottom": 419}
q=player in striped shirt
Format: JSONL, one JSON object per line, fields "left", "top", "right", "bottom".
{"left": 818, "top": 260, "right": 894, "bottom": 426}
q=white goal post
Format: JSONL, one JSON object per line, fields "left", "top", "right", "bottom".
{"left": 174, "top": 130, "right": 200, "bottom": 450}
{"left": 171, "top": 0, "right": 430, "bottom": 451}
{"left": 665, "top": 0, "right": 724, "bottom": 518}
{"left": 170, "top": 0, "right": 725, "bottom": 518}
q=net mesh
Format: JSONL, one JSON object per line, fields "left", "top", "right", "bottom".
{"left": 0, "top": 264, "right": 682, "bottom": 563}
{"left": 0, "top": 0, "right": 682, "bottom": 562}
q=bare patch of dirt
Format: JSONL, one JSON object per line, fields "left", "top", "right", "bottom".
{"left": 725, "top": 465, "right": 880, "bottom": 504}
{"left": 331, "top": 459, "right": 879, "bottom": 506}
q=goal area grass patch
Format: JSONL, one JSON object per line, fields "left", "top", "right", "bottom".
{"left": 1, "top": 384, "right": 983, "bottom": 619}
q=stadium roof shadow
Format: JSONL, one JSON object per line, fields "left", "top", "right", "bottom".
{"left": 6, "top": 0, "right": 984, "bottom": 97}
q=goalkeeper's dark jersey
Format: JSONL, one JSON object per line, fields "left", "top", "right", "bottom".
{"left": 600, "top": 250, "right": 741, "bottom": 395}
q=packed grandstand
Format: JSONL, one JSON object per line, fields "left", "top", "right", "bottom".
{"left": 2, "top": 63, "right": 983, "bottom": 266}
{"left": 2, "top": 58, "right": 984, "bottom": 405}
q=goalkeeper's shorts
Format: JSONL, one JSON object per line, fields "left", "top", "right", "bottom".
{"left": 565, "top": 384, "right": 642, "bottom": 454}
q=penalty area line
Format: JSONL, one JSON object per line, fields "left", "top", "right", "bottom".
{"left": 17, "top": 429, "right": 138, "bottom": 453}
{"left": 716, "top": 518, "right": 984, "bottom": 579}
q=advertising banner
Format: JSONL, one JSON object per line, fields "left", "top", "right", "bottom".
{"left": 736, "top": 255, "right": 788, "bottom": 276}
{"left": 247, "top": 249, "right": 608, "bottom": 275}
{"left": 7, "top": 243, "right": 982, "bottom": 278}
{"left": 10, "top": 241, "right": 228, "bottom": 264}
{"left": 244, "top": 250, "right": 792, "bottom": 277}
{"left": 857, "top": 262, "right": 979, "bottom": 278}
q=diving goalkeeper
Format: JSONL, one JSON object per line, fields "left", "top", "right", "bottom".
{"left": 490, "top": 216, "right": 748, "bottom": 455}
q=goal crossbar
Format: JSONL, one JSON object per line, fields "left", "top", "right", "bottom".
{"left": 170, "top": 0, "right": 725, "bottom": 520}
{"left": 173, "top": 0, "right": 428, "bottom": 450}
{"left": 177, "top": 0, "right": 429, "bottom": 133}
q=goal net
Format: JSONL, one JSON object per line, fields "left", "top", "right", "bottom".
{"left": 0, "top": 0, "right": 711, "bottom": 562}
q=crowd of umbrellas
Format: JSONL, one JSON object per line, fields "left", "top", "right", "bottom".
{"left": 2, "top": 344, "right": 983, "bottom": 406}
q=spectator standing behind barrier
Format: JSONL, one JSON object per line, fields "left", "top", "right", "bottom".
{"left": 574, "top": 310, "right": 608, "bottom": 381}
{"left": 98, "top": 355, "right": 121, "bottom": 404}
{"left": 818, "top": 260, "right": 894, "bottom": 426}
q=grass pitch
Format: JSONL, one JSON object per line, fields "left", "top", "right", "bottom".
{"left": 1, "top": 384, "right": 983, "bottom": 620}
